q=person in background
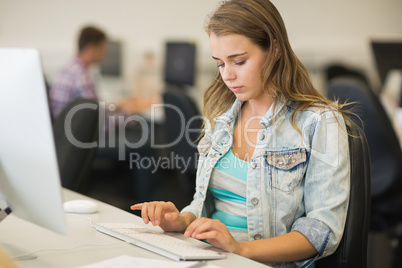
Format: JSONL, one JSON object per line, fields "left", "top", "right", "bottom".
{"left": 131, "top": 0, "right": 351, "bottom": 267}
{"left": 49, "top": 25, "right": 160, "bottom": 202}
{"left": 49, "top": 26, "right": 107, "bottom": 119}
{"left": 49, "top": 25, "right": 140, "bottom": 122}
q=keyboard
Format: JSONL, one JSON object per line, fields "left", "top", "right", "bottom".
{"left": 94, "top": 222, "right": 226, "bottom": 261}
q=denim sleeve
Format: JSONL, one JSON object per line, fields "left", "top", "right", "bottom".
{"left": 181, "top": 192, "right": 200, "bottom": 217}
{"left": 292, "top": 110, "right": 350, "bottom": 266}
{"left": 181, "top": 135, "right": 212, "bottom": 218}
{"left": 291, "top": 218, "right": 331, "bottom": 267}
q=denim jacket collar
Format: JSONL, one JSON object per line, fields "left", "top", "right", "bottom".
{"left": 213, "top": 96, "right": 288, "bottom": 129}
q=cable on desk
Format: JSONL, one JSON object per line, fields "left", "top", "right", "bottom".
{"left": 66, "top": 213, "right": 96, "bottom": 227}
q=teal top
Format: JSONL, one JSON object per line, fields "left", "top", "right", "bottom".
{"left": 209, "top": 148, "right": 249, "bottom": 232}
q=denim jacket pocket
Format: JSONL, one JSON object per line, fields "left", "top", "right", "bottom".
{"left": 266, "top": 149, "right": 307, "bottom": 193}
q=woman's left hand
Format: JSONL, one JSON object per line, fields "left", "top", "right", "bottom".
{"left": 184, "top": 217, "right": 241, "bottom": 253}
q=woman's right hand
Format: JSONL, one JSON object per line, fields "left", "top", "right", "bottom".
{"left": 130, "top": 201, "right": 194, "bottom": 233}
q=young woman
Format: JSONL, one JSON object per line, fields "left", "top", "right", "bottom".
{"left": 131, "top": 0, "right": 350, "bottom": 267}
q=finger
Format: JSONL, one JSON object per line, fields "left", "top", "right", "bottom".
{"left": 147, "top": 203, "right": 157, "bottom": 225}
{"left": 191, "top": 220, "right": 215, "bottom": 237}
{"left": 184, "top": 217, "right": 208, "bottom": 237}
{"left": 194, "top": 230, "right": 220, "bottom": 241}
{"left": 154, "top": 203, "right": 165, "bottom": 226}
{"left": 165, "top": 212, "right": 178, "bottom": 222}
{"left": 191, "top": 219, "right": 225, "bottom": 238}
{"left": 141, "top": 203, "right": 150, "bottom": 224}
{"left": 196, "top": 230, "right": 238, "bottom": 253}
{"left": 195, "top": 230, "right": 229, "bottom": 251}
{"left": 130, "top": 203, "right": 143, "bottom": 210}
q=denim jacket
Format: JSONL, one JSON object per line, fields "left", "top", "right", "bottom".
{"left": 181, "top": 98, "right": 350, "bottom": 267}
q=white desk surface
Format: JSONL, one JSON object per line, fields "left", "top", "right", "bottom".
{"left": 0, "top": 189, "right": 268, "bottom": 268}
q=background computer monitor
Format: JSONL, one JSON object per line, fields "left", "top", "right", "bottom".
{"left": 0, "top": 48, "right": 67, "bottom": 235}
{"left": 163, "top": 42, "right": 196, "bottom": 86}
{"left": 100, "top": 40, "right": 123, "bottom": 77}
{"left": 371, "top": 41, "right": 402, "bottom": 85}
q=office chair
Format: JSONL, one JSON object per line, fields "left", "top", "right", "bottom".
{"left": 53, "top": 98, "right": 99, "bottom": 194}
{"left": 325, "top": 64, "right": 371, "bottom": 91}
{"left": 327, "top": 76, "right": 402, "bottom": 267}
{"left": 315, "top": 119, "right": 371, "bottom": 268}
{"left": 161, "top": 88, "right": 203, "bottom": 203}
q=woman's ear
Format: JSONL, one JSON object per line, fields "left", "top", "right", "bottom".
{"left": 274, "top": 40, "right": 281, "bottom": 60}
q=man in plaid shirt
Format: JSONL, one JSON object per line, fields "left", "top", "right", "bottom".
{"left": 49, "top": 26, "right": 161, "bottom": 180}
{"left": 49, "top": 26, "right": 107, "bottom": 119}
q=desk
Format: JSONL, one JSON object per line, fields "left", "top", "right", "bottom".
{"left": 0, "top": 189, "right": 267, "bottom": 268}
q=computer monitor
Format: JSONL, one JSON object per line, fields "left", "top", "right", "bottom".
{"left": 371, "top": 41, "right": 402, "bottom": 85}
{"left": 0, "top": 49, "right": 67, "bottom": 236}
{"left": 100, "top": 40, "right": 123, "bottom": 77}
{"left": 163, "top": 42, "right": 196, "bottom": 86}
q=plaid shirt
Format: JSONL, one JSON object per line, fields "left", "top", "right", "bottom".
{"left": 49, "top": 56, "right": 98, "bottom": 119}
{"left": 49, "top": 56, "right": 132, "bottom": 134}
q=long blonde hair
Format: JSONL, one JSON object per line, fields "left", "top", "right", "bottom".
{"left": 204, "top": 0, "right": 349, "bottom": 133}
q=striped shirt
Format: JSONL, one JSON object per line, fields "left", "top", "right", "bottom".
{"left": 209, "top": 148, "right": 249, "bottom": 242}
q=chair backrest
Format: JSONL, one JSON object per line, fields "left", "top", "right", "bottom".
{"left": 162, "top": 89, "right": 202, "bottom": 174}
{"left": 325, "top": 64, "right": 370, "bottom": 90}
{"left": 327, "top": 77, "right": 402, "bottom": 199}
{"left": 52, "top": 98, "right": 99, "bottom": 193}
{"left": 316, "top": 119, "right": 371, "bottom": 268}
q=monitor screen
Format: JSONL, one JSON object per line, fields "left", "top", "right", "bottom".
{"left": 0, "top": 48, "right": 67, "bottom": 235}
{"left": 371, "top": 41, "right": 402, "bottom": 85}
{"left": 163, "top": 42, "right": 196, "bottom": 86}
{"left": 100, "top": 40, "right": 123, "bottom": 77}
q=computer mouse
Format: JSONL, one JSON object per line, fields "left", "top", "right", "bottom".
{"left": 63, "top": 199, "right": 99, "bottom": 214}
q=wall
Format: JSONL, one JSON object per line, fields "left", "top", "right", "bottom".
{"left": 1, "top": 0, "right": 401, "bottom": 93}
{"left": 273, "top": 0, "right": 402, "bottom": 91}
